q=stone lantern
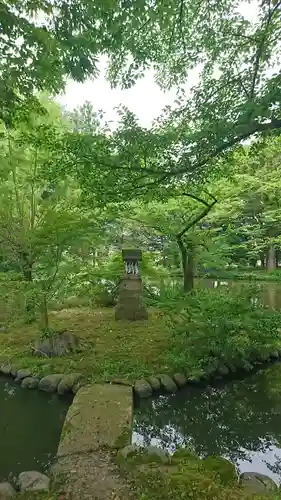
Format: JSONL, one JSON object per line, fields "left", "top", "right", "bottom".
{"left": 115, "top": 249, "right": 148, "bottom": 321}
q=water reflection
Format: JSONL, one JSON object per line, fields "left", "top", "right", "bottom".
{"left": 133, "top": 364, "right": 281, "bottom": 484}
{"left": 0, "top": 377, "right": 70, "bottom": 482}
{"left": 202, "top": 279, "right": 281, "bottom": 309}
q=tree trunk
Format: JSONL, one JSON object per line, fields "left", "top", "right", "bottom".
{"left": 177, "top": 237, "right": 194, "bottom": 293}
{"left": 40, "top": 298, "right": 49, "bottom": 330}
{"left": 266, "top": 246, "right": 276, "bottom": 270}
{"left": 275, "top": 250, "right": 280, "bottom": 269}
{"left": 21, "top": 252, "right": 36, "bottom": 323}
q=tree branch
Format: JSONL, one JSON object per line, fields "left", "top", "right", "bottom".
{"left": 177, "top": 118, "right": 281, "bottom": 176}
{"left": 250, "top": 0, "right": 281, "bottom": 98}
{"left": 180, "top": 192, "right": 211, "bottom": 207}
{"left": 177, "top": 199, "right": 217, "bottom": 239}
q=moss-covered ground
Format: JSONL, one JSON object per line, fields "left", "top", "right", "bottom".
{"left": 0, "top": 307, "right": 172, "bottom": 382}
{"left": 120, "top": 449, "right": 281, "bottom": 500}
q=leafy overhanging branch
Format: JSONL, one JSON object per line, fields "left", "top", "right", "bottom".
{"left": 177, "top": 193, "right": 217, "bottom": 239}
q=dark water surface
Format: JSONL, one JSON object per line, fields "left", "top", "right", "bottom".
{"left": 0, "top": 376, "right": 70, "bottom": 482}
{"left": 133, "top": 364, "right": 281, "bottom": 485}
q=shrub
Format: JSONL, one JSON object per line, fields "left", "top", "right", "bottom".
{"left": 161, "top": 285, "right": 281, "bottom": 373}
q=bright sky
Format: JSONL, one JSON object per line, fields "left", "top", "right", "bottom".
{"left": 58, "top": 2, "right": 258, "bottom": 128}
{"left": 58, "top": 58, "right": 189, "bottom": 128}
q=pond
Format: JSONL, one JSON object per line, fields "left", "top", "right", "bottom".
{"left": 202, "top": 278, "right": 281, "bottom": 309}
{"left": 149, "top": 277, "right": 281, "bottom": 309}
{"left": 133, "top": 364, "right": 281, "bottom": 485}
{"left": 0, "top": 376, "right": 70, "bottom": 482}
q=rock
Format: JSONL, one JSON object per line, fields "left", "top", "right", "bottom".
{"left": 157, "top": 374, "right": 178, "bottom": 393}
{"left": 134, "top": 379, "right": 153, "bottom": 398}
{"left": 21, "top": 376, "right": 39, "bottom": 389}
{"left": 146, "top": 376, "right": 161, "bottom": 391}
{"left": 0, "top": 481, "right": 16, "bottom": 498}
{"left": 15, "top": 369, "right": 32, "bottom": 382}
{"left": 18, "top": 471, "right": 50, "bottom": 492}
{"left": 173, "top": 373, "right": 187, "bottom": 388}
{"left": 116, "top": 444, "right": 139, "bottom": 463}
{"left": 32, "top": 331, "right": 80, "bottom": 357}
{"left": 0, "top": 364, "right": 11, "bottom": 375}
{"left": 187, "top": 369, "right": 205, "bottom": 383}
{"left": 143, "top": 446, "right": 170, "bottom": 464}
{"left": 239, "top": 472, "right": 277, "bottom": 494}
{"left": 57, "top": 373, "right": 83, "bottom": 395}
{"left": 117, "top": 445, "right": 170, "bottom": 465}
{"left": 57, "top": 384, "right": 132, "bottom": 456}
{"left": 10, "top": 366, "right": 17, "bottom": 378}
{"left": 72, "top": 379, "right": 86, "bottom": 394}
{"left": 38, "top": 374, "right": 64, "bottom": 392}
{"left": 203, "top": 456, "right": 237, "bottom": 485}
{"left": 0, "top": 326, "right": 7, "bottom": 333}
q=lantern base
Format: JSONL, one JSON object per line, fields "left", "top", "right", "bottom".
{"left": 115, "top": 275, "right": 148, "bottom": 321}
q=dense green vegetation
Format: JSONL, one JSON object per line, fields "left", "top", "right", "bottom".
{"left": 1, "top": 0, "right": 281, "bottom": 498}
{"left": 123, "top": 449, "right": 280, "bottom": 500}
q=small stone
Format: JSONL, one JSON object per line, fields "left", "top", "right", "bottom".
{"left": 0, "top": 326, "right": 7, "bottom": 333}
{"left": 143, "top": 446, "right": 171, "bottom": 464}
{"left": 57, "top": 373, "right": 83, "bottom": 395}
{"left": 0, "top": 364, "right": 11, "bottom": 375}
{"left": 18, "top": 471, "right": 50, "bottom": 492}
{"left": 32, "top": 331, "right": 80, "bottom": 357}
{"left": 134, "top": 379, "right": 153, "bottom": 398}
{"left": 21, "top": 377, "right": 39, "bottom": 389}
{"left": 15, "top": 369, "right": 32, "bottom": 382}
{"left": 173, "top": 373, "right": 187, "bottom": 388}
{"left": 38, "top": 374, "right": 64, "bottom": 392}
{"left": 239, "top": 472, "right": 277, "bottom": 494}
{"left": 0, "top": 481, "right": 16, "bottom": 498}
{"left": 147, "top": 376, "right": 161, "bottom": 391}
{"left": 157, "top": 374, "right": 178, "bottom": 393}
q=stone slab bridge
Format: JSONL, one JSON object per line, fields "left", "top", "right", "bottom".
{"left": 53, "top": 384, "right": 133, "bottom": 500}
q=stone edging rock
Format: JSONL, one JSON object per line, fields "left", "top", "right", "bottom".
{"left": 0, "top": 363, "right": 86, "bottom": 396}
{"left": 133, "top": 350, "right": 281, "bottom": 398}
{"left": 0, "top": 471, "right": 50, "bottom": 497}
{"left": 1, "top": 346, "right": 280, "bottom": 400}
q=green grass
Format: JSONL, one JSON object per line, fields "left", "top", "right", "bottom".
{"left": 0, "top": 307, "right": 173, "bottom": 382}
{"left": 1, "top": 283, "right": 281, "bottom": 385}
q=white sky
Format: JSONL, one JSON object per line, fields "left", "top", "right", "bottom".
{"left": 58, "top": 58, "right": 191, "bottom": 128}
{"left": 58, "top": 1, "right": 258, "bottom": 128}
